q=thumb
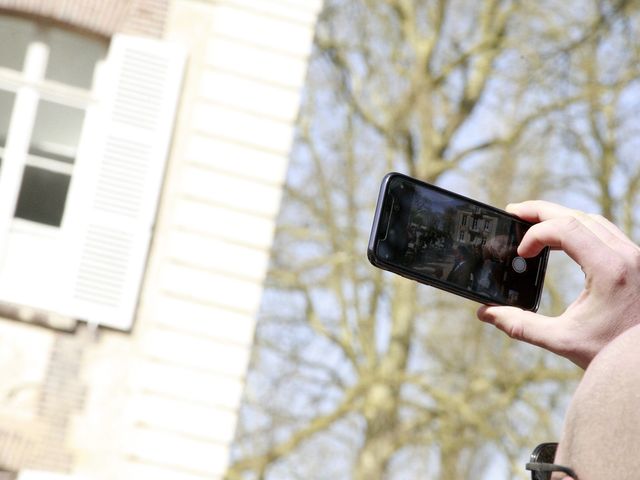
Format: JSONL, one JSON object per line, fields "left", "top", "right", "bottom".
{"left": 477, "top": 305, "right": 561, "bottom": 352}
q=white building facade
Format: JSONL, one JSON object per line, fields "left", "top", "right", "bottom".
{"left": 0, "top": 0, "right": 321, "bottom": 478}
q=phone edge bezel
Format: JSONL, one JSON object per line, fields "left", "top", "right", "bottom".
{"left": 367, "top": 172, "right": 549, "bottom": 312}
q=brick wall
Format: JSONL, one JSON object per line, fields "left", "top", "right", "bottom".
{"left": 0, "top": 330, "right": 88, "bottom": 474}
{"left": 0, "top": 0, "right": 169, "bottom": 37}
{"left": 27, "top": 332, "right": 87, "bottom": 473}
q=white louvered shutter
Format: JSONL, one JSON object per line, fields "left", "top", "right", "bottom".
{"left": 65, "top": 35, "right": 185, "bottom": 330}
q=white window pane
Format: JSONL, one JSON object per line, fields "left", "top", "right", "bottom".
{"left": 14, "top": 166, "right": 71, "bottom": 227}
{"left": 45, "top": 28, "right": 108, "bottom": 89}
{"left": 0, "top": 89, "right": 15, "bottom": 148}
{"left": 29, "top": 100, "right": 86, "bottom": 164}
{"left": 0, "top": 15, "right": 35, "bottom": 71}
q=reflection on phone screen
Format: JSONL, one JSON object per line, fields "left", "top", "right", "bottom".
{"left": 377, "top": 177, "right": 535, "bottom": 306}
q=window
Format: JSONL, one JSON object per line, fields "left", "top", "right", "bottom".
{"left": 0, "top": 15, "right": 108, "bottom": 228}
{"left": 16, "top": 100, "right": 86, "bottom": 226}
{"left": 0, "top": 19, "right": 186, "bottom": 330}
{"left": 0, "top": 15, "right": 33, "bottom": 71}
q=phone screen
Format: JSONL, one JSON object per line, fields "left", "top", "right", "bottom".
{"left": 370, "top": 173, "right": 547, "bottom": 310}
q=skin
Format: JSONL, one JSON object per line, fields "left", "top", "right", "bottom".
{"left": 552, "top": 323, "right": 640, "bottom": 480}
{"left": 476, "top": 200, "right": 640, "bottom": 369}
{"left": 475, "top": 200, "right": 640, "bottom": 479}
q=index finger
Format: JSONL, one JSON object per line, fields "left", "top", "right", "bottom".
{"left": 506, "top": 200, "right": 578, "bottom": 223}
{"left": 508, "top": 200, "right": 635, "bottom": 253}
{"left": 517, "top": 215, "right": 611, "bottom": 274}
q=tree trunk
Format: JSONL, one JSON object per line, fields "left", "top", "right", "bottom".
{"left": 354, "top": 278, "right": 417, "bottom": 479}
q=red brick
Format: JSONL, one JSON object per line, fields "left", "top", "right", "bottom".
{"left": 0, "top": 0, "right": 168, "bottom": 37}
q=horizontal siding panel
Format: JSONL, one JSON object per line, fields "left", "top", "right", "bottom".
{"left": 210, "top": 5, "right": 315, "bottom": 58}
{"left": 150, "top": 295, "right": 257, "bottom": 346}
{"left": 171, "top": 199, "right": 276, "bottom": 249}
{"left": 192, "top": 102, "right": 294, "bottom": 153}
{"left": 165, "top": 230, "right": 270, "bottom": 281}
{"left": 124, "top": 428, "right": 230, "bottom": 476}
{"left": 132, "top": 360, "right": 245, "bottom": 409}
{"left": 11, "top": 472, "right": 74, "bottom": 480}
{"left": 158, "top": 263, "right": 263, "bottom": 314}
{"left": 139, "top": 326, "right": 252, "bottom": 378}
{"left": 204, "top": 36, "right": 308, "bottom": 88}
{"left": 128, "top": 393, "right": 239, "bottom": 443}
{"left": 184, "top": 134, "right": 288, "bottom": 185}
{"left": 198, "top": 69, "right": 301, "bottom": 122}
{"left": 177, "top": 166, "right": 283, "bottom": 218}
{"left": 122, "top": 462, "right": 218, "bottom": 480}
{"left": 222, "top": 0, "right": 322, "bottom": 24}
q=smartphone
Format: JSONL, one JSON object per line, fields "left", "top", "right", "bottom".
{"left": 367, "top": 172, "right": 548, "bottom": 311}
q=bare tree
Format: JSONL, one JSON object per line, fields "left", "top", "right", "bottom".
{"left": 552, "top": 2, "right": 640, "bottom": 235}
{"left": 228, "top": 1, "right": 640, "bottom": 478}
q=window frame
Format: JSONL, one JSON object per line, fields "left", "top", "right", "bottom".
{"left": 0, "top": 19, "right": 107, "bottom": 232}
{"left": 0, "top": 21, "right": 186, "bottom": 331}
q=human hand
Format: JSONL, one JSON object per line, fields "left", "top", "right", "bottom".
{"left": 476, "top": 200, "right": 640, "bottom": 369}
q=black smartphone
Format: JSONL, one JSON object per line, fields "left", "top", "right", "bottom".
{"left": 367, "top": 172, "right": 548, "bottom": 311}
